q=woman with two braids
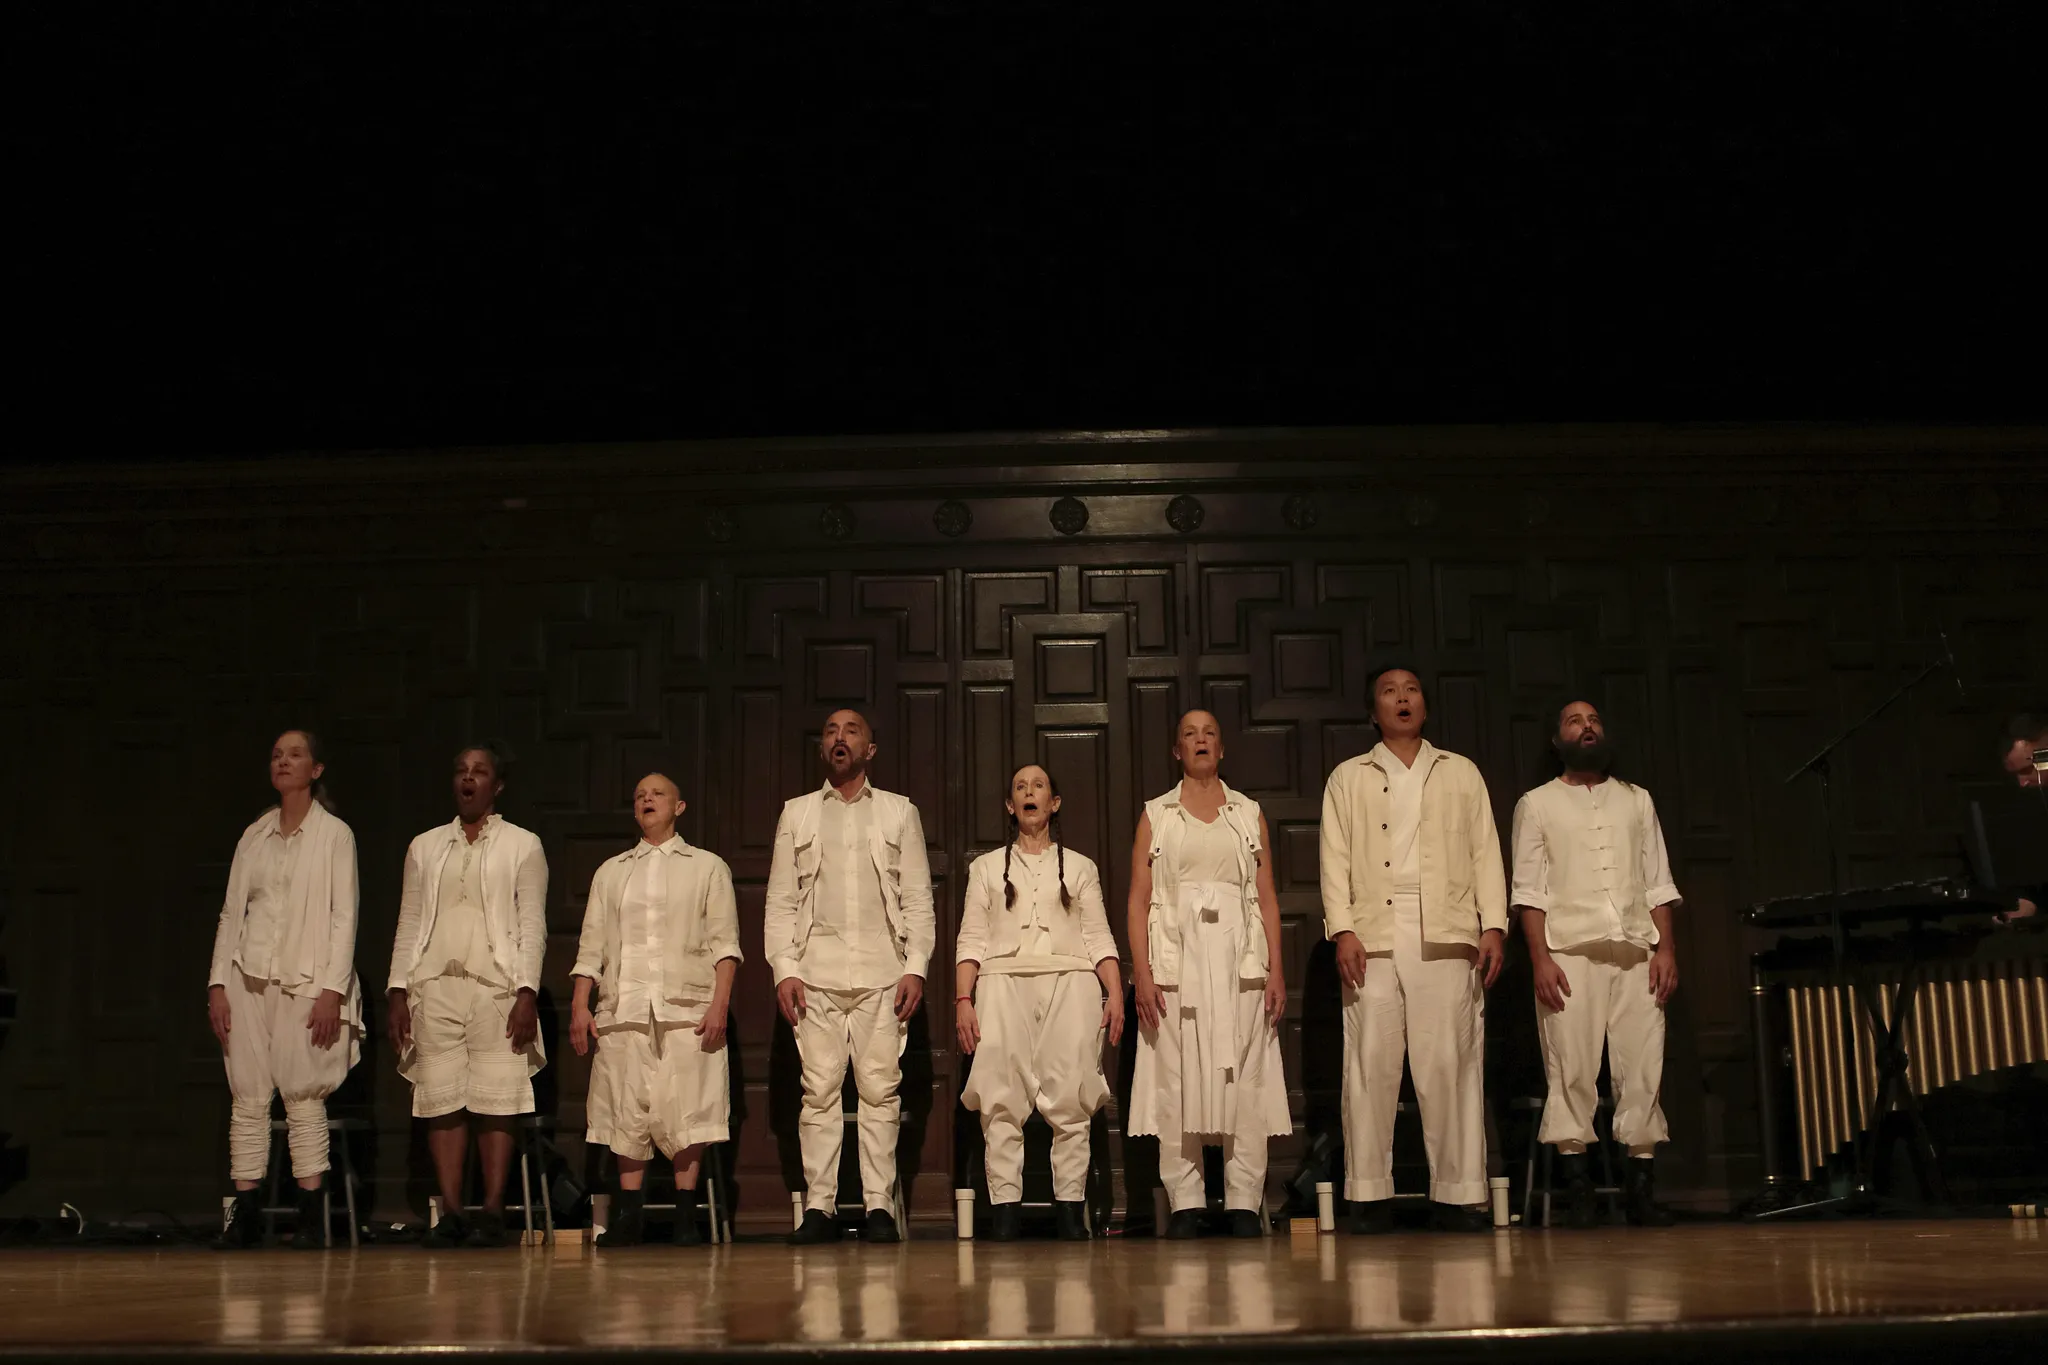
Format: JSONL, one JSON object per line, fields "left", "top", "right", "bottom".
{"left": 955, "top": 765, "right": 1123, "bottom": 1240}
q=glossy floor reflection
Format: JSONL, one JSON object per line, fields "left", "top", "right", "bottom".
{"left": 1, "top": 1222, "right": 2045, "bottom": 1351}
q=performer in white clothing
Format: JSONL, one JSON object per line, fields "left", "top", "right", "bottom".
{"left": 1320, "top": 667, "right": 1505, "bottom": 1234}
{"left": 764, "top": 709, "right": 936, "bottom": 1245}
{"left": 570, "top": 773, "right": 741, "bottom": 1247}
{"left": 206, "top": 729, "right": 364, "bottom": 1250}
{"left": 1128, "top": 710, "right": 1290, "bottom": 1239}
{"left": 956, "top": 764, "right": 1124, "bottom": 1241}
{"left": 386, "top": 744, "right": 548, "bottom": 1247}
{"left": 1511, "top": 700, "right": 1680, "bottom": 1226}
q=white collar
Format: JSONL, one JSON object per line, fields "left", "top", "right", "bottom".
{"left": 632, "top": 833, "right": 689, "bottom": 858}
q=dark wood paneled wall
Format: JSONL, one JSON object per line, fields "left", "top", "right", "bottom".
{"left": 3, "top": 426, "right": 2044, "bottom": 1226}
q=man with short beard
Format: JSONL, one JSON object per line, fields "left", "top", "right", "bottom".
{"left": 765, "top": 710, "right": 935, "bottom": 1245}
{"left": 1510, "top": 700, "right": 1681, "bottom": 1227}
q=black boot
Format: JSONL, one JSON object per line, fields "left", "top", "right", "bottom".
{"left": 1348, "top": 1199, "right": 1395, "bottom": 1235}
{"left": 862, "top": 1208, "right": 903, "bottom": 1244}
{"left": 790, "top": 1209, "right": 842, "bottom": 1245}
{"left": 465, "top": 1208, "right": 509, "bottom": 1248}
{"left": 595, "top": 1189, "right": 645, "bottom": 1247}
{"left": 289, "top": 1184, "right": 327, "bottom": 1250}
{"left": 1428, "top": 1201, "right": 1491, "bottom": 1233}
{"left": 1053, "top": 1201, "right": 1090, "bottom": 1242}
{"left": 1557, "top": 1152, "right": 1600, "bottom": 1229}
{"left": 214, "top": 1190, "right": 263, "bottom": 1250}
{"left": 988, "top": 1203, "right": 1023, "bottom": 1241}
{"left": 1226, "top": 1209, "right": 1265, "bottom": 1238}
{"left": 1625, "top": 1158, "right": 1675, "bottom": 1227}
{"left": 671, "top": 1187, "right": 704, "bottom": 1246}
{"left": 1163, "top": 1208, "right": 1204, "bottom": 1239}
{"left": 423, "top": 1209, "right": 469, "bottom": 1248}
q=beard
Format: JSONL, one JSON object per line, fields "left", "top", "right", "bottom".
{"left": 1555, "top": 736, "right": 1614, "bottom": 774}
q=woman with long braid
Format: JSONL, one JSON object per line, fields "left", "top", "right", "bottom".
{"left": 955, "top": 765, "right": 1123, "bottom": 1240}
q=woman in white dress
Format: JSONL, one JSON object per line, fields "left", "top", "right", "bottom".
{"left": 205, "top": 729, "right": 364, "bottom": 1249}
{"left": 956, "top": 765, "right": 1123, "bottom": 1240}
{"left": 1127, "top": 710, "right": 1289, "bottom": 1237}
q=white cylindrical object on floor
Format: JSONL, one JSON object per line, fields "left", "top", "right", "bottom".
{"left": 590, "top": 1193, "right": 610, "bottom": 1241}
{"left": 792, "top": 1192, "right": 806, "bottom": 1231}
{"left": 221, "top": 1196, "right": 235, "bottom": 1233}
{"left": 427, "top": 1195, "right": 442, "bottom": 1228}
{"left": 1489, "top": 1176, "right": 1511, "bottom": 1229}
{"left": 955, "top": 1189, "right": 975, "bottom": 1240}
{"left": 1315, "top": 1181, "right": 1335, "bottom": 1232}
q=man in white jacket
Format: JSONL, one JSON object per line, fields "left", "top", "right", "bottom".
{"left": 386, "top": 744, "right": 549, "bottom": 1248}
{"left": 764, "top": 709, "right": 936, "bottom": 1245}
{"left": 570, "top": 773, "right": 742, "bottom": 1247}
{"left": 1511, "top": 700, "right": 1680, "bottom": 1227}
{"left": 1320, "top": 667, "right": 1506, "bottom": 1234}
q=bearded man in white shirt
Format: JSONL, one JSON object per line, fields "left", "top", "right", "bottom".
{"left": 386, "top": 744, "right": 548, "bottom": 1248}
{"left": 1510, "top": 700, "right": 1680, "bottom": 1227}
{"left": 570, "top": 773, "right": 742, "bottom": 1247}
{"left": 1319, "top": 667, "right": 1505, "bottom": 1234}
{"left": 764, "top": 709, "right": 936, "bottom": 1245}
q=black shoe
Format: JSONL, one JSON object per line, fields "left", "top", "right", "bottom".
{"left": 1557, "top": 1153, "right": 1600, "bottom": 1229}
{"left": 988, "top": 1203, "right": 1023, "bottom": 1241}
{"left": 1347, "top": 1199, "right": 1395, "bottom": 1235}
{"left": 465, "top": 1208, "right": 509, "bottom": 1248}
{"left": 671, "top": 1189, "right": 704, "bottom": 1246}
{"left": 423, "top": 1211, "right": 469, "bottom": 1248}
{"left": 863, "top": 1208, "right": 902, "bottom": 1244}
{"left": 1053, "top": 1201, "right": 1090, "bottom": 1242}
{"left": 1625, "top": 1159, "right": 1675, "bottom": 1227}
{"left": 789, "top": 1209, "right": 842, "bottom": 1245}
{"left": 595, "top": 1189, "right": 645, "bottom": 1247}
{"left": 1164, "top": 1208, "right": 1204, "bottom": 1240}
{"left": 214, "top": 1190, "right": 263, "bottom": 1250}
{"left": 1428, "top": 1202, "right": 1491, "bottom": 1233}
{"left": 289, "top": 1185, "right": 326, "bottom": 1250}
{"left": 1226, "top": 1209, "right": 1265, "bottom": 1238}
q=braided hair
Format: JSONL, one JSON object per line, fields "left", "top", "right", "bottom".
{"left": 1002, "top": 766, "right": 1073, "bottom": 911}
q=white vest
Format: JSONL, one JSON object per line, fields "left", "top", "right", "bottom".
{"left": 1144, "top": 781, "right": 1266, "bottom": 986}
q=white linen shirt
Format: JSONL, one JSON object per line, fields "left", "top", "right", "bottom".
{"left": 235, "top": 822, "right": 308, "bottom": 982}
{"left": 1382, "top": 741, "right": 1433, "bottom": 892}
{"left": 387, "top": 814, "right": 549, "bottom": 995}
{"left": 571, "top": 833, "right": 743, "bottom": 1028}
{"left": 616, "top": 835, "right": 689, "bottom": 1024}
{"left": 956, "top": 843, "right": 1118, "bottom": 976}
{"left": 763, "top": 779, "right": 935, "bottom": 991}
{"left": 811, "top": 781, "right": 900, "bottom": 991}
{"left": 1510, "top": 776, "right": 1682, "bottom": 952}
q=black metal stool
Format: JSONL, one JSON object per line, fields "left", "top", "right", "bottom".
{"left": 426, "top": 1113, "right": 558, "bottom": 1243}
{"left": 1512, "top": 1093, "right": 1623, "bottom": 1226}
{"left": 247, "top": 1115, "right": 366, "bottom": 1248}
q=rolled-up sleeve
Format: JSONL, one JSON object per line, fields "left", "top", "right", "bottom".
{"left": 956, "top": 859, "right": 991, "bottom": 965}
{"left": 571, "top": 864, "right": 608, "bottom": 983}
{"left": 1639, "top": 791, "right": 1682, "bottom": 911}
{"left": 704, "top": 856, "right": 743, "bottom": 965}
{"left": 1077, "top": 859, "right": 1118, "bottom": 966}
{"left": 1509, "top": 794, "right": 1550, "bottom": 912}
{"left": 1468, "top": 772, "right": 1508, "bottom": 935}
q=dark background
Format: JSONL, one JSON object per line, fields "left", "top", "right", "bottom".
{"left": 8, "top": 1, "right": 2046, "bottom": 457}
{"left": 3, "top": 4, "right": 2047, "bottom": 1228}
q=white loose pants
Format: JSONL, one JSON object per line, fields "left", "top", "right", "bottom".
{"left": 586, "top": 1006, "right": 730, "bottom": 1161}
{"left": 221, "top": 970, "right": 357, "bottom": 1181}
{"left": 1341, "top": 893, "right": 1487, "bottom": 1206}
{"left": 402, "top": 974, "right": 544, "bottom": 1119}
{"left": 795, "top": 985, "right": 905, "bottom": 1215}
{"left": 1536, "top": 939, "right": 1668, "bottom": 1151}
{"left": 960, "top": 971, "right": 1110, "bottom": 1203}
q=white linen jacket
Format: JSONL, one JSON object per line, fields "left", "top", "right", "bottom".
{"left": 387, "top": 815, "right": 549, "bottom": 994}
{"left": 956, "top": 844, "right": 1118, "bottom": 974}
{"left": 1319, "top": 743, "right": 1507, "bottom": 951}
{"left": 207, "top": 800, "right": 363, "bottom": 1027}
{"left": 571, "top": 838, "right": 742, "bottom": 1019}
{"left": 762, "top": 781, "right": 936, "bottom": 984}
{"left": 1141, "top": 782, "right": 1268, "bottom": 986}
{"left": 1510, "top": 776, "right": 1681, "bottom": 951}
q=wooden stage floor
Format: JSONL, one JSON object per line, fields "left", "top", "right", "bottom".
{"left": 2, "top": 1221, "right": 2046, "bottom": 1363}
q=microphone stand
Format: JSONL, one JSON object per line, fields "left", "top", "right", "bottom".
{"left": 1750, "top": 646, "right": 1954, "bottom": 1219}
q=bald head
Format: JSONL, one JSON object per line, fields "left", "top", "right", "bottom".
{"left": 820, "top": 709, "right": 878, "bottom": 783}
{"left": 632, "top": 772, "right": 686, "bottom": 844}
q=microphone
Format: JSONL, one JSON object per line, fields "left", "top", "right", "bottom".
{"left": 1938, "top": 629, "right": 1966, "bottom": 704}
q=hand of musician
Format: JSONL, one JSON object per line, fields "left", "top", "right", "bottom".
{"left": 1332, "top": 931, "right": 1369, "bottom": 990}
{"left": 1133, "top": 967, "right": 1167, "bottom": 1032}
{"left": 305, "top": 989, "right": 344, "bottom": 1050}
{"left": 1475, "top": 929, "right": 1505, "bottom": 990}
{"left": 1263, "top": 969, "right": 1287, "bottom": 1027}
{"left": 570, "top": 997, "right": 596, "bottom": 1057}
{"left": 208, "top": 984, "right": 233, "bottom": 1051}
{"left": 694, "top": 997, "right": 729, "bottom": 1052}
{"left": 955, "top": 997, "right": 979, "bottom": 1056}
{"left": 776, "top": 977, "right": 808, "bottom": 1027}
{"left": 893, "top": 973, "right": 925, "bottom": 1022}
{"left": 2003, "top": 897, "right": 2038, "bottom": 924}
{"left": 1650, "top": 944, "right": 1680, "bottom": 1005}
{"left": 1531, "top": 955, "right": 1572, "bottom": 1012}
{"left": 505, "top": 989, "right": 539, "bottom": 1051}
{"left": 1101, "top": 988, "right": 1125, "bottom": 1048}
